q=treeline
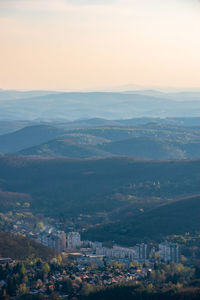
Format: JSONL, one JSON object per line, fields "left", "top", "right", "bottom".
{"left": 80, "top": 285, "right": 200, "bottom": 300}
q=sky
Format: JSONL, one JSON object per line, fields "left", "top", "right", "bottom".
{"left": 0, "top": 0, "right": 200, "bottom": 91}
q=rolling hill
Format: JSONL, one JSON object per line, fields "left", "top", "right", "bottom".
{"left": 0, "top": 121, "right": 34, "bottom": 136}
{"left": 19, "top": 137, "right": 110, "bottom": 158}
{"left": 0, "top": 232, "right": 56, "bottom": 260}
{"left": 64, "top": 122, "right": 200, "bottom": 143}
{"left": 19, "top": 135, "right": 200, "bottom": 160}
{"left": 100, "top": 137, "right": 183, "bottom": 159}
{"left": 57, "top": 118, "right": 121, "bottom": 129}
{"left": 13, "top": 123, "right": 200, "bottom": 159}
{"left": 0, "top": 125, "right": 63, "bottom": 153}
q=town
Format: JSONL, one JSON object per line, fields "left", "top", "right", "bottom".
{"left": 37, "top": 230, "right": 180, "bottom": 265}
{"left": 0, "top": 209, "right": 199, "bottom": 299}
{"left": 1, "top": 209, "right": 198, "bottom": 299}
{"left": 0, "top": 209, "right": 180, "bottom": 265}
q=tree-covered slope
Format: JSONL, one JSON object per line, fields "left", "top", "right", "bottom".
{"left": 12, "top": 123, "right": 200, "bottom": 159}
{"left": 83, "top": 195, "right": 200, "bottom": 245}
{"left": 0, "top": 156, "right": 200, "bottom": 217}
{"left": 100, "top": 137, "right": 183, "bottom": 159}
{"left": 0, "top": 232, "right": 56, "bottom": 260}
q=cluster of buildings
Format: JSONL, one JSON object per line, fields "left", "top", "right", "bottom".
{"left": 38, "top": 230, "right": 81, "bottom": 252}
{"left": 70, "top": 237, "right": 179, "bottom": 264}
{"left": 37, "top": 228, "right": 179, "bottom": 264}
{"left": 87, "top": 241, "right": 179, "bottom": 264}
{"left": 82, "top": 241, "right": 179, "bottom": 263}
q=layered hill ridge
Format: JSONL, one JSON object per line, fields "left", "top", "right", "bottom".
{"left": 1, "top": 91, "right": 200, "bottom": 120}
{"left": 0, "top": 121, "right": 198, "bottom": 159}
{"left": 19, "top": 135, "right": 198, "bottom": 160}
{"left": 19, "top": 137, "right": 111, "bottom": 158}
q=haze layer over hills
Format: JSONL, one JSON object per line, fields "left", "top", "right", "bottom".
{"left": 1, "top": 89, "right": 200, "bottom": 120}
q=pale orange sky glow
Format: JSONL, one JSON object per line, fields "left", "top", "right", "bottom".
{"left": 0, "top": 0, "right": 200, "bottom": 90}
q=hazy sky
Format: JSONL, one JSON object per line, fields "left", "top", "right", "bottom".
{"left": 0, "top": 0, "right": 200, "bottom": 90}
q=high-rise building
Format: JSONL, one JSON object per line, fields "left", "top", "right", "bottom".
{"left": 135, "top": 243, "right": 148, "bottom": 261}
{"left": 159, "top": 241, "right": 179, "bottom": 263}
{"left": 38, "top": 230, "right": 66, "bottom": 252}
{"left": 67, "top": 232, "right": 81, "bottom": 249}
{"left": 56, "top": 231, "right": 67, "bottom": 252}
{"left": 170, "top": 244, "right": 179, "bottom": 263}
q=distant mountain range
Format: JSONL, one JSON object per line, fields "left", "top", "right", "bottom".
{"left": 0, "top": 89, "right": 200, "bottom": 120}
{"left": 0, "top": 89, "right": 60, "bottom": 101}
{"left": 1, "top": 117, "right": 200, "bottom": 136}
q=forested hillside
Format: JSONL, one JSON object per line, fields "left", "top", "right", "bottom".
{"left": 84, "top": 195, "right": 200, "bottom": 245}
{"left": 0, "top": 232, "right": 56, "bottom": 260}
{"left": 0, "top": 121, "right": 200, "bottom": 159}
{"left": 0, "top": 156, "right": 200, "bottom": 243}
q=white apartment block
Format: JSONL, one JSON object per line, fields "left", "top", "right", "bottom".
{"left": 159, "top": 241, "right": 179, "bottom": 263}
{"left": 67, "top": 232, "right": 81, "bottom": 249}
{"left": 96, "top": 245, "right": 137, "bottom": 261}
{"left": 39, "top": 230, "right": 66, "bottom": 252}
{"left": 135, "top": 243, "right": 148, "bottom": 261}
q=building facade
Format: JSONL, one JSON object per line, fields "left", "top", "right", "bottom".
{"left": 39, "top": 230, "right": 66, "bottom": 252}
{"left": 159, "top": 241, "right": 179, "bottom": 263}
{"left": 67, "top": 232, "right": 81, "bottom": 249}
{"left": 135, "top": 243, "right": 148, "bottom": 261}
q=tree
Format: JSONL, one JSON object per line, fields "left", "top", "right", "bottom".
{"left": 57, "top": 254, "right": 62, "bottom": 265}
{"left": 42, "top": 263, "right": 50, "bottom": 275}
{"left": 7, "top": 277, "right": 17, "bottom": 296}
{"left": 17, "top": 283, "right": 29, "bottom": 296}
{"left": 19, "top": 263, "right": 26, "bottom": 276}
{"left": 61, "top": 278, "right": 73, "bottom": 294}
{"left": 36, "top": 221, "right": 44, "bottom": 231}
